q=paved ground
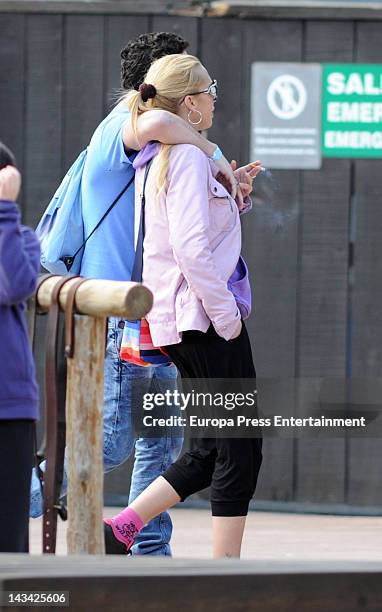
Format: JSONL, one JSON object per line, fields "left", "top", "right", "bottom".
{"left": 30, "top": 508, "right": 382, "bottom": 561}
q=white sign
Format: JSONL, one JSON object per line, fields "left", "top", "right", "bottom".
{"left": 251, "top": 63, "right": 322, "bottom": 170}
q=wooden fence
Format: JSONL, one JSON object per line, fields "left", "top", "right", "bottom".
{"left": 1, "top": 0, "right": 382, "bottom": 511}
{"left": 34, "top": 275, "right": 152, "bottom": 554}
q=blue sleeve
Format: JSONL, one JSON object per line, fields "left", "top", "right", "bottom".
{"left": 95, "top": 111, "right": 136, "bottom": 171}
{"left": 0, "top": 201, "right": 40, "bottom": 305}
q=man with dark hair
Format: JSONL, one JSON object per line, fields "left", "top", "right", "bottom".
{"left": 30, "top": 32, "right": 247, "bottom": 556}
{"left": 120, "top": 32, "right": 189, "bottom": 90}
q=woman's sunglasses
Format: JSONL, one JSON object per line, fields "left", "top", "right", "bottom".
{"left": 185, "top": 79, "right": 218, "bottom": 102}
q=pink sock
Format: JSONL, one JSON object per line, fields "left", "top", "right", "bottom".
{"left": 104, "top": 508, "right": 144, "bottom": 549}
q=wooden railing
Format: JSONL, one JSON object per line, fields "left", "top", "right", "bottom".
{"left": 35, "top": 275, "right": 153, "bottom": 554}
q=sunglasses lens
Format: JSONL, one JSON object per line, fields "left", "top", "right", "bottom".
{"left": 210, "top": 82, "right": 218, "bottom": 100}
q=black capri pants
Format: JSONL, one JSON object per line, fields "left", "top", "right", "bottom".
{"left": 163, "top": 323, "right": 262, "bottom": 517}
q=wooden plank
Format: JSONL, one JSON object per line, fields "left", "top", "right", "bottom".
{"left": 240, "top": 20, "right": 303, "bottom": 503}
{"left": 104, "top": 15, "right": 150, "bottom": 113}
{"left": 297, "top": 161, "right": 350, "bottom": 378}
{"left": 347, "top": 21, "right": 382, "bottom": 507}
{"left": 0, "top": 15, "right": 25, "bottom": 185}
{"left": 63, "top": 15, "right": 104, "bottom": 169}
{"left": 18, "top": 16, "right": 60, "bottom": 484}
{"left": 2, "top": 0, "right": 382, "bottom": 20}
{"left": 305, "top": 19, "right": 354, "bottom": 60}
{"left": 348, "top": 154, "right": 382, "bottom": 506}
{"left": 295, "top": 21, "right": 354, "bottom": 504}
{"left": 1, "top": 556, "right": 382, "bottom": 612}
{"left": 356, "top": 20, "right": 382, "bottom": 59}
{"left": 151, "top": 15, "right": 199, "bottom": 55}
{"left": 3, "top": 553, "right": 382, "bottom": 573}
{"left": 253, "top": 378, "right": 296, "bottom": 503}
{"left": 241, "top": 169, "right": 300, "bottom": 377}
{"left": 351, "top": 161, "right": 382, "bottom": 380}
{"left": 23, "top": 14, "right": 62, "bottom": 228}
{"left": 200, "top": 18, "right": 242, "bottom": 163}
{"left": 242, "top": 19, "right": 302, "bottom": 375}
{"left": 0, "top": 1, "right": 197, "bottom": 15}
{"left": 206, "top": 1, "right": 382, "bottom": 20}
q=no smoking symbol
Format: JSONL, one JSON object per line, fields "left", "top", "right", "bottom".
{"left": 267, "top": 74, "right": 307, "bottom": 120}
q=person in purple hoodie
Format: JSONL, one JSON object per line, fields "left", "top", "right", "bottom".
{"left": 0, "top": 142, "right": 40, "bottom": 552}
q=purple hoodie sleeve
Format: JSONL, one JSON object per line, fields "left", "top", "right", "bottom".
{"left": 227, "top": 255, "right": 252, "bottom": 320}
{"left": 0, "top": 201, "right": 40, "bottom": 305}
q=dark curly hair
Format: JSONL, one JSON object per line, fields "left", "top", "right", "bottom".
{"left": 121, "top": 32, "right": 189, "bottom": 91}
{"left": 0, "top": 141, "right": 16, "bottom": 170}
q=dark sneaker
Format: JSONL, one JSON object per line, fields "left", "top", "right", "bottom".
{"left": 104, "top": 522, "right": 132, "bottom": 555}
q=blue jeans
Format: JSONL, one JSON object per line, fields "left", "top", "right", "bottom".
{"left": 30, "top": 318, "right": 183, "bottom": 556}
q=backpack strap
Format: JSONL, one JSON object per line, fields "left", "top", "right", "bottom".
{"left": 62, "top": 173, "right": 135, "bottom": 272}
{"left": 130, "top": 161, "right": 153, "bottom": 283}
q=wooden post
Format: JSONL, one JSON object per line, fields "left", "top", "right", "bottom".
{"left": 35, "top": 276, "right": 153, "bottom": 555}
{"left": 66, "top": 315, "right": 106, "bottom": 554}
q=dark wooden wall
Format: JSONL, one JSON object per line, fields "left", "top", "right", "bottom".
{"left": 1, "top": 8, "right": 381, "bottom": 511}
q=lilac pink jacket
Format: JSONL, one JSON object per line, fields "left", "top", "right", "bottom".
{"left": 134, "top": 143, "right": 246, "bottom": 347}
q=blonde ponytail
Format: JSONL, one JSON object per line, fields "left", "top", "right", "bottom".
{"left": 123, "top": 89, "right": 149, "bottom": 146}
{"left": 152, "top": 144, "right": 172, "bottom": 197}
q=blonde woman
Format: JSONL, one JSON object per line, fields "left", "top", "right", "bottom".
{"left": 104, "top": 54, "right": 263, "bottom": 559}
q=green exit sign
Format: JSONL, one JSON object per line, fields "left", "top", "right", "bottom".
{"left": 322, "top": 64, "right": 382, "bottom": 158}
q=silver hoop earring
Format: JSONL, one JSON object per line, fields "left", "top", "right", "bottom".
{"left": 187, "top": 109, "right": 202, "bottom": 125}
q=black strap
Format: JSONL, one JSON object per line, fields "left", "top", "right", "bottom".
{"left": 64, "top": 277, "right": 89, "bottom": 358}
{"left": 27, "top": 275, "right": 57, "bottom": 503}
{"left": 130, "top": 161, "right": 152, "bottom": 283}
{"left": 43, "top": 277, "right": 74, "bottom": 553}
{"left": 63, "top": 173, "right": 135, "bottom": 271}
{"left": 26, "top": 273, "right": 55, "bottom": 347}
